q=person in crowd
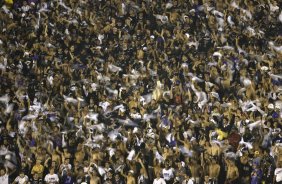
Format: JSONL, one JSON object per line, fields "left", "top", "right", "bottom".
{"left": 44, "top": 168, "right": 59, "bottom": 184}
{"left": 0, "top": 167, "right": 9, "bottom": 184}
{"left": 12, "top": 171, "right": 29, "bottom": 184}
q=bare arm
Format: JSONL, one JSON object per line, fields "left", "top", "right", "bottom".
{"left": 138, "top": 158, "right": 148, "bottom": 178}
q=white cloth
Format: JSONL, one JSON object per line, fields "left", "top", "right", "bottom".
{"left": 153, "top": 178, "right": 166, "bottom": 184}
{"left": 130, "top": 113, "right": 142, "bottom": 119}
{"left": 0, "top": 174, "right": 9, "bottom": 184}
{"left": 44, "top": 173, "right": 59, "bottom": 184}
{"left": 279, "top": 11, "right": 282, "bottom": 23}
{"left": 99, "top": 101, "right": 110, "bottom": 111}
{"left": 59, "top": 164, "right": 72, "bottom": 176}
{"left": 275, "top": 168, "right": 282, "bottom": 182}
{"left": 182, "top": 179, "right": 194, "bottom": 184}
{"left": 162, "top": 168, "right": 174, "bottom": 181}
{"left": 14, "top": 175, "right": 29, "bottom": 184}
{"left": 191, "top": 84, "right": 207, "bottom": 109}
{"left": 21, "top": 5, "right": 31, "bottom": 12}
{"left": 127, "top": 149, "right": 135, "bottom": 161}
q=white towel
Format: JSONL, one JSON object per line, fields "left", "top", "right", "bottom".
{"left": 127, "top": 150, "right": 135, "bottom": 161}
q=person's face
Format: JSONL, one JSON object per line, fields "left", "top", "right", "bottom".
{"left": 33, "top": 174, "right": 38, "bottom": 179}
{"left": 125, "top": 19, "right": 131, "bottom": 26}
{"left": 42, "top": 149, "right": 47, "bottom": 154}
{"left": 22, "top": 161, "right": 27, "bottom": 167}
{"left": 115, "top": 174, "right": 120, "bottom": 181}
{"left": 107, "top": 172, "right": 112, "bottom": 179}
{"left": 113, "top": 27, "right": 118, "bottom": 34}
{"left": 54, "top": 126, "right": 59, "bottom": 132}
{"left": 83, "top": 160, "right": 88, "bottom": 166}
{"left": 252, "top": 163, "right": 259, "bottom": 170}
{"left": 0, "top": 169, "right": 5, "bottom": 176}
{"left": 37, "top": 147, "right": 42, "bottom": 153}
{"left": 70, "top": 46, "right": 74, "bottom": 52}
{"left": 129, "top": 9, "right": 135, "bottom": 17}
{"left": 177, "top": 162, "right": 182, "bottom": 168}
{"left": 65, "top": 159, "right": 70, "bottom": 164}
{"left": 165, "top": 162, "right": 170, "bottom": 168}
{"left": 138, "top": 13, "right": 143, "bottom": 19}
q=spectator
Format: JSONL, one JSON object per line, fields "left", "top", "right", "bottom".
{"left": 153, "top": 172, "right": 166, "bottom": 184}
{"left": 12, "top": 171, "right": 29, "bottom": 184}
{"left": 0, "top": 167, "right": 9, "bottom": 184}
{"left": 29, "top": 173, "right": 43, "bottom": 184}
{"left": 44, "top": 168, "right": 59, "bottom": 184}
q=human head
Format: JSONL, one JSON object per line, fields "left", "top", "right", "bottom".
{"left": 19, "top": 171, "right": 25, "bottom": 178}
{"left": 0, "top": 168, "right": 6, "bottom": 176}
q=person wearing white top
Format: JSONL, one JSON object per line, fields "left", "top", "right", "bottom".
{"left": 59, "top": 158, "right": 72, "bottom": 176}
{"left": 274, "top": 163, "right": 282, "bottom": 183}
{"left": 0, "top": 168, "right": 9, "bottom": 184}
{"left": 44, "top": 168, "right": 59, "bottom": 184}
{"left": 182, "top": 178, "right": 194, "bottom": 184}
{"left": 13, "top": 171, "right": 29, "bottom": 184}
{"left": 153, "top": 172, "right": 166, "bottom": 184}
{"left": 162, "top": 162, "right": 174, "bottom": 182}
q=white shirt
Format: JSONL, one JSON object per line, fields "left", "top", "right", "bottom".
{"left": 153, "top": 178, "right": 166, "bottom": 184}
{"left": 162, "top": 168, "right": 174, "bottom": 181}
{"left": 21, "top": 5, "right": 30, "bottom": 12}
{"left": 0, "top": 174, "right": 9, "bottom": 184}
{"left": 130, "top": 113, "right": 142, "bottom": 119}
{"left": 99, "top": 101, "right": 110, "bottom": 111}
{"left": 182, "top": 179, "right": 194, "bottom": 184}
{"left": 14, "top": 175, "right": 29, "bottom": 184}
{"left": 275, "top": 168, "right": 282, "bottom": 182}
{"left": 44, "top": 173, "right": 59, "bottom": 184}
{"left": 236, "top": 120, "right": 246, "bottom": 134}
{"left": 60, "top": 163, "right": 72, "bottom": 175}
{"left": 269, "top": 3, "right": 279, "bottom": 12}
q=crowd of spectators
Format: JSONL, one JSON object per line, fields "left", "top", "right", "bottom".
{"left": 0, "top": 0, "right": 282, "bottom": 184}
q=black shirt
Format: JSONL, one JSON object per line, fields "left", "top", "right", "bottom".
{"left": 29, "top": 178, "right": 43, "bottom": 184}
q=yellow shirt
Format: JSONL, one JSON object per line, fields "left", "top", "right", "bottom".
{"left": 31, "top": 164, "right": 44, "bottom": 174}
{"left": 5, "top": 0, "right": 13, "bottom": 5}
{"left": 216, "top": 129, "right": 228, "bottom": 140}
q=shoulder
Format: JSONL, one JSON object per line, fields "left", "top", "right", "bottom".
{"left": 275, "top": 168, "right": 282, "bottom": 174}
{"left": 14, "top": 176, "right": 20, "bottom": 181}
{"left": 188, "top": 180, "right": 194, "bottom": 184}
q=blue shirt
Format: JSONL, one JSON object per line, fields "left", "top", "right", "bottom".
{"left": 251, "top": 169, "right": 262, "bottom": 184}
